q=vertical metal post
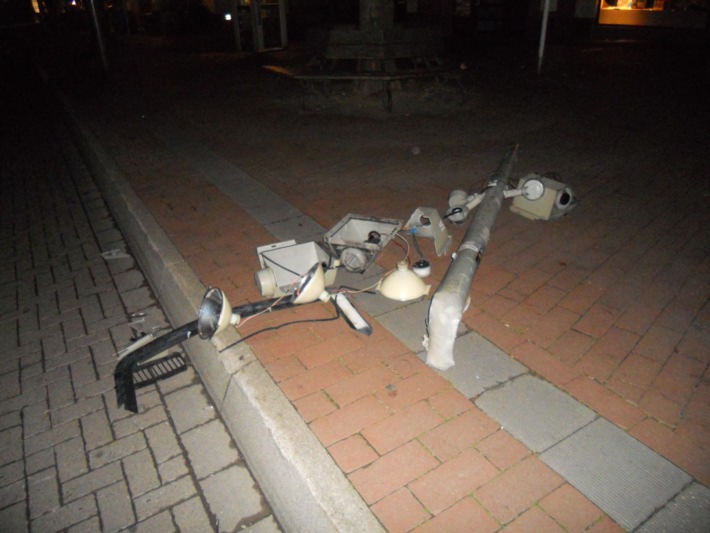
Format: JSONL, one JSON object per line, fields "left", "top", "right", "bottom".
{"left": 278, "top": 0, "right": 288, "bottom": 48}
{"left": 87, "top": 0, "right": 108, "bottom": 71}
{"left": 425, "top": 145, "right": 519, "bottom": 370}
{"left": 538, "top": 0, "right": 551, "bottom": 74}
{"left": 123, "top": 0, "right": 132, "bottom": 38}
{"left": 232, "top": 0, "right": 242, "bottom": 52}
{"left": 251, "top": 0, "right": 264, "bottom": 52}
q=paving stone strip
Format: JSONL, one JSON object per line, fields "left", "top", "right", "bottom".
{"left": 0, "top": 56, "right": 280, "bottom": 533}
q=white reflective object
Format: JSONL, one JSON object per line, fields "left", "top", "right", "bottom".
{"left": 334, "top": 294, "right": 372, "bottom": 335}
{"left": 198, "top": 288, "right": 238, "bottom": 340}
{"left": 521, "top": 178, "right": 545, "bottom": 200}
{"left": 293, "top": 264, "right": 328, "bottom": 304}
{"left": 378, "top": 261, "right": 431, "bottom": 301}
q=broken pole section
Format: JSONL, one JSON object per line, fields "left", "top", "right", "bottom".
{"left": 425, "top": 145, "right": 519, "bottom": 370}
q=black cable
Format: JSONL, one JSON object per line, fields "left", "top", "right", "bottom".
{"left": 218, "top": 303, "right": 342, "bottom": 353}
{"left": 411, "top": 232, "right": 426, "bottom": 261}
{"left": 261, "top": 254, "right": 302, "bottom": 277}
{"left": 442, "top": 207, "right": 463, "bottom": 220}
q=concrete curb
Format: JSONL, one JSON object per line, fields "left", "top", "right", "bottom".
{"left": 58, "top": 91, "right": 384, "bottom": 533}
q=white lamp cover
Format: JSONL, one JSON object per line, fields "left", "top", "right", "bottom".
{"left": 254, "top": 267, "right": 278, "bottom": 297}
{"left": 293, "top": 263, "right": 327, "bottom": 304}
{"left": 198, "top": 288, "right": 234, "bottom": 339}
{"left": 379, "top": 261, "right": 431, "bottom": 301}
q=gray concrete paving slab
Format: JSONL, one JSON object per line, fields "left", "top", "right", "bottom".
{"left": 200, "top": 465, "right": 267, "bottom": 530}
{"left": 163, "top": 384, "right": 217, "bottom": 434}
{"left": 638, "top": 483, "right": 710, "bottom": 533}
{"left": 181, "top": 419, "right": 240, "bottom": 479}
{"left": 476, "top": 374, "right": 597, "bottom": 452}
{"left": 432, "top": 331, "right": 528, "bottom": 398}
{"left": 172, "top": 496, "right": 214, "bottom": 531}
{"left": 0, "top": 502, "right": 26, "bottom": 533}
{"left": 377, "top": 299, "right": 430, "bottom": 353}
{"left": 541, "top": 418, "right": 692, "bottom": 531}
{"left": 245, "top": 515, "right": 283, "bottom": 533}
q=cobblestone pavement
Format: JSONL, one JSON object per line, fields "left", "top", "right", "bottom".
{"left": 0, "top": 39, "right": 280, "bottom": 532}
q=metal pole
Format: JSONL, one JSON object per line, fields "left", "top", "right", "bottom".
{"left": 251, "top": 0, "right": 264, "bottom": 52}
{"left": 279, "top": 0, "right": 288, "bottom": 48}
{"left": 538, "top": 0, "right": 551, "bottom": 74}
{"left": 122, "top": 0, "right": 132, "bottom": 38}
{"left": 425, "top": 145, "right": 519, "bottom": 370}
{"left": 232, "top": 0, "right": 242, "bottom": 52}
{"left": 87, "top": 0, "right": 108, "bottom": 71}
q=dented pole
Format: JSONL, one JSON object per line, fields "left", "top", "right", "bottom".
{"left": 426, "top": 145, "right": 519, "bottom": 370}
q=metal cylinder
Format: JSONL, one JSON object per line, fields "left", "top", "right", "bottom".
{"left": 425, "top": 145, "right": 519, "bottom": 370}
{"left": 87, "top": 0, "right": 108, "bottom": 71}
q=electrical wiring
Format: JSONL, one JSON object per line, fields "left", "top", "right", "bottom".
{"left": 443, "top": 206, "right": 464, "bottom": 220}
{"left": 239, "top": 262, "right": 316, "bottom": 325}
{"left": 115, "top": 255, "right": 377, "bottom": 412}
{"left": 393, "top": 232, "right": 411, "bottom": 262}
{"left": 331, "top": 231, "right": 411, "bottom": 297}
{"left": 218, "top": 304, "right": 341, "bottom": 353}
{"left": 233, "top": 229, "right": 411, "bottom": 340}
{"left": 238, "top": 293, "right": 290, "bottom": 326}
{"left": 331, "top": 273, "right": 391, "bottom": 295}
{"left": 411, "top": 231, "right": 426, "bottom": 262}
{"left": 261, "top": 253, "right": 303, "bottom": 277}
